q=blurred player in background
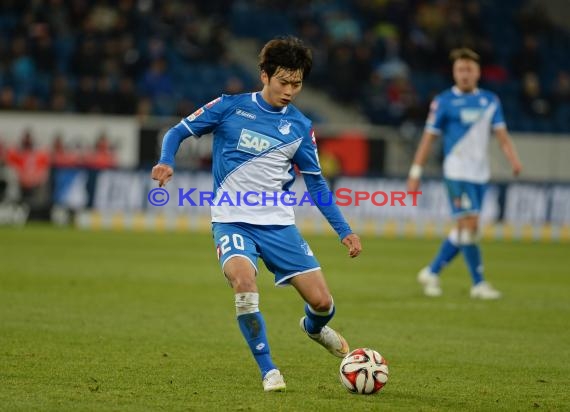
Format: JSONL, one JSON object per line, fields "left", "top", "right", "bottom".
{"left": 407, "top": 48, "right": 522, "bottom": 300}
{"left": 151, "top": 36, "right": 361, "bottom": 391}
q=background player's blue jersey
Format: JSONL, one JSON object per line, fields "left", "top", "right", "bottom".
{"left": 159, "top": 92, "right": 351, "bottom": 239}
{"left": 426, "top": 86, "right": 506, "bottom": 183}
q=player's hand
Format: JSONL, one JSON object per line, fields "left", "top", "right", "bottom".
{"left": 512, "top": 161, "right": 522, "bottom": 177}
{"left": 407, "top": 177, "right": 421, "bottom": 192}
{"left": 151, "top": 163, "right": 174, "bottom": 187}
{"left": 342, "top": 233, "right": 362, "bottom": 258}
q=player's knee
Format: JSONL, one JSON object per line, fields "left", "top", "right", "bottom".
{"left": 459, "top": 215, "right": 479, "bottom": 232}
{"left": 459, "top": 228, "right": 479, "bottom": 245}
{"left": 310, "top": 295, "right": 334, "bottom": 313}
{"left": 448, "top": 228, "right": 460, "bottom": 244}
{"left": 223, "top": 256, "right": 256, "bottom": 291}
{"left": 227, "top": 274, "right": 256, "bottom": 292}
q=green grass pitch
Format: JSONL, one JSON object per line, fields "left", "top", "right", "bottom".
{"left": 1, "top": 226, "right": 569, "bottom": 411}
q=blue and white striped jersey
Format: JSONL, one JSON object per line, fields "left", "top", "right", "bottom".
{"left": 426, "top": 86, "right": 506, "bottom": 183}
{"left": 159, "top": 92, "right": 351, "bottom": 239}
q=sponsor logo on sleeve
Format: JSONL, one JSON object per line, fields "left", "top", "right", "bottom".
{"left": 186, "top": 107, "right": 204, "bottom": 122}
{"left": 206, "top": 97, "right": 222, "bottom": 108}
{"left": 310, "top": 128, "right": 317, "bottom": 145}
{"left": 427, "top": 100, "right": 438, "bottom": 124}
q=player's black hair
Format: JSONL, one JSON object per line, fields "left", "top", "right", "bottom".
{"left": 449, "top": 47, "right": 480, "bottom": 63}
{"left": 258, "top": 36, "right": 312, "bottom": 80}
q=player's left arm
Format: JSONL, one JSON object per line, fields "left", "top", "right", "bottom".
{"left": 293, "top": 126, "right": 361, "bottom": 258}
{"left": 152, "top": 123, "right": 189, "bottom": 187}
{"left": 303, "top": 173, "right": 362, "bottom": 258}
{"left": 494, "top": 127, "right": 522, "bottom": 176}
{"left": 491, "top": 96, "right": 522, "bottom": 176}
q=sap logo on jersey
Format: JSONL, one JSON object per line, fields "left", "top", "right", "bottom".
{"left": 460, "top": 108, "right": 483, "bottom": 124}
{"left": 237, "top": 129, "right": 280, "bottom": 155}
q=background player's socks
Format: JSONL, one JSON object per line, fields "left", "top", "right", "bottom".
{"left": 430, "top": 238, "right": 460, "bottom": 274}
{"left": 303, "top": 301, "right": 335, "bottom": 334}
{"left": 460, "top": 244, "right": 484, "bottom": 285}
{"left": 429, "top": 229, "right": 460, "bottom": 274}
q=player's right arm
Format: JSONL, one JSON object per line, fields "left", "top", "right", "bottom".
{"left": 151, "top": 164, "right": 174, "bottom": 187}
{"left": 151, "top": 123, "right": 191, "bottom": 187}
{"left": 407, "top": 97, "right": 444, "bottom": 192}
{"left": 407, "top": 130, "right": 438, "bottom": 192}
{"left": 151, "top": 96, "right": 226, "bottom": 186}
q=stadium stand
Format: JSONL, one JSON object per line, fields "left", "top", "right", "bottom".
{"left": 0, "top": 0, "right": 568, "bottom": 132}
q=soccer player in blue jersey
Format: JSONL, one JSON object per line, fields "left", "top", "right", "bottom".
{"left": 151, "top": 36, "right": 362, "bottom": 391}
{"left": 407, "top": 48, "right": 522, "bottom": 300}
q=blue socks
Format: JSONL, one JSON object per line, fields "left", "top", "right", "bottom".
{"left": 235, "top": 292, "right": 275, "bottom": 378}
{"left": 237, "top": 312, "right": 276, "bottom": 377}
{"left": 429, "top": 228, "right": 484, "bottom": 285}
{"left": 303, "top": 301, "right": 335, "bottom": 334}
{"left": 460, "top": 244, "right": 484, "bottom": 285}
{"left": 235, "top": 293, "right": 337, "bottom": 378}
{"left": 429, "top": 237, "right": 460, "bottom": 275}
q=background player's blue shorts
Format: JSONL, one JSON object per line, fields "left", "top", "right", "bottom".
{"left": 444, "top": 179, "right": 487, "bottom": 217}
{"left": 212, "top": 222, "right": 321, "bottom": 286}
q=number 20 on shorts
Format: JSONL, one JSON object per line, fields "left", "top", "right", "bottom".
{"left": 218, "top": 234, "right": 245, "bottom": 255}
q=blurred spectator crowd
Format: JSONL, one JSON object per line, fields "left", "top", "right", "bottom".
{"left": 231, "top": 0, "right": 570, "bottom": 133}
{"left": 0, "top": 0, "right": 569, "bottom": 132}
{"left": 0, "top": 0, "right": 245, "bottom": 118}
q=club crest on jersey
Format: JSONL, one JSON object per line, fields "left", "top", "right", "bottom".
{"left": 236, "top": 108, "right": 256, "bottom": 120}
{"left": 278, "top": 119, "right": 291, "bottom": 135}
{"left": 186, "top": 107, "right": 204, "bottom": 122}
{"left": 237, "top": 129, "right": 280, "bottom": 155}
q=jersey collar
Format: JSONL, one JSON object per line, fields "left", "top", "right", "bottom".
{"left": 252, "top": 92, "right": 288, "bottom": 114}
{"left": 452, "top": 86, "right": 480, "bottom": 96}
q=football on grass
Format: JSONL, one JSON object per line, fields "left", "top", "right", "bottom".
{"left": 339, "top": 348, "right": 389, "bottom": 394}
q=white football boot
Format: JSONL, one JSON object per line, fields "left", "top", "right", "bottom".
{"left": 262, "top": 369, "right": 286, "bottom": 392}
{"left": 470, "top": 281, "right": 502, "bottom": 300}
{"left": 417, "top": 266, "right": 442, "bottom": 297}
{"left": 299, "top": 316, "right": 349, "bottom": 358}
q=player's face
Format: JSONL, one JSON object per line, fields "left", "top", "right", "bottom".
{"left": 453, "top": 59, "right": 480, "bottom": 92}
{"left": 261, "top": 67, "right": 303, "bottom": 107}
